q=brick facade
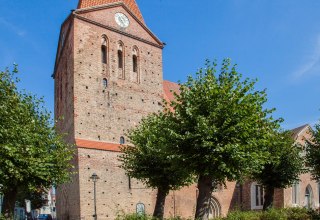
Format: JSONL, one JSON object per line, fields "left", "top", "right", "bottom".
{"left": 53, "top": 1, "right": 319, "bottom": 219}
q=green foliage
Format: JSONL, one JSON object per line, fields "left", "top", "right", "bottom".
{"left": 170, "top": 58, "right": 279, "bottom": 186}
{"left": 285, "top": 208, "right": 310, "bottom": 220}
{"left": 115, "top": 213, "right": 189, "bottom": 220}
{"left": 253, "top": 131, "right": 304, "bottom": 188}
{"left": 307, "top": 120, "right": 320, "bottom": 181}
{"left": 119, "top": 112, "right": 194, "bottom": 218}
{"left": 115, "top": 208, "right": 320, "bottom": 220}
{"left": 307, "top": 209, "right": 320, "bottom": 220}
{"left": 251, "top": 131, "right": 305, "bottom": 210}
{"left": 260, "top": 209, "right": 287, "bottom": 220}
{"left": 116, "top": 213, "right": 152, "bottom": 220}
{"left": 218, "top": 208, "right": 319, "bottom": 220}
{"left": 222, "top": 210, "right": 260, "bottom": 220}
{"left": 119, "top": 112, "right": 193, "bottom": 191}
{"left": 0, "top": 66, "right": 74, "bottom": 211}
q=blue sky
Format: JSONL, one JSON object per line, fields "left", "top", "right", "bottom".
{"left": 0, "top": 0, "right": 319, "bottom": 129}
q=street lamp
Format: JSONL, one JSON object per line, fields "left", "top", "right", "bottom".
{"left": 90, "top": 173, "right": 100, "bottom": 220}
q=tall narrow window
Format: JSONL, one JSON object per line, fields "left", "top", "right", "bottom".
{"left": 118, "top": 50, "right": 123, "bottom": 68}
{"left": 255, "top": 185, "right": 264, "bottom": 207}
{"left": 117, "top": 42, "right": 124, "bottom": 69}
{"left": 101, "top": 36, "right": 108, "bottom": 64}
{"left": 120, "top": 136, "right": 125, "bottom": 145}
{"left": 133, "top": 55, "right": 138, "bottom": 72}
{"left": 292, "top": 181, "right": 300, "bottom": 205}
{"left": 305, "top": 185, "right": 313, "bottom": 209}
{"left": 132, "top": 46, "right": 139, "bottom": 83}
{"left": 251, "top": 182, "right": 264, "bottom": 210}
{"left": 128, "top": 176, "right": 131, "bottom": 189}
{"left": 101, "top": 45, "right": 107, "bottom": 64}
{"left": 103, "top": 78, "right": 108, "bottom": 88}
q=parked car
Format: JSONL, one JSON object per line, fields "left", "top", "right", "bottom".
{"left": 37, "top": 214, "right": 53, "bottom": 220}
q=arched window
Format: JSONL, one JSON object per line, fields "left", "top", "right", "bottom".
{"left": 305, "top": 185, "right": 314, "bottom": 208}
{"left": 120, "top": 136, "right": 125, "bottom": 145}
{"left": 251, "top": 182, "right": 264, "bottom": 210}
{"left": 118, "top": 42, "right": 124, "bottom": 69}
{"left": 208, "top": 197, "right": 221, "bottom": 219}
{"left": 132, "top": 47, "right": 139, "bottom": 72}
{"left": 103, "top": 78, "right": 108, "bottom": 88}
{"left": 101, "top": 36, "right": 108, "bottom": 64}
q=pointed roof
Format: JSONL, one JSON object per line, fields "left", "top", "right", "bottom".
{"left": 77, "top": 0, "right": 144, "bottom": 23}
{"left": 291, "top": 124, "right": 310, "bottom": 139}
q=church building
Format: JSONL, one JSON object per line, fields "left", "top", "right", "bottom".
{"left": 53, "top": 1, "right": 319, "bottom": 219}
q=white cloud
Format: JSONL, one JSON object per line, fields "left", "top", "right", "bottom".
{"left": 0, "top": 17, "right": 26, "bottom": 37}
{"left": 292, "top": 35, "right": 320, "bottom": 80}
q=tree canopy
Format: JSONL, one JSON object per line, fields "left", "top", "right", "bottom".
{"left": 252, "top": 131, "right": 305, "bottom": 210}
{"left": 307, "top": 120, "right": 320, "bottom": 181}
{"left": 119, "top": 112, "right": 193, "bottom": 219}
{"left": 0, "top": 66, "right": 74, "bottom": 217}
{"left": 170, "top": 59, "right": 281, "bottom": 220}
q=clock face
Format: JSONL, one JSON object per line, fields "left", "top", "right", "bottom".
{"left": 115, "top": 13, "right": 130, "bottom": 28}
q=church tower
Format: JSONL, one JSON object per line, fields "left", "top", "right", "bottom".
{"left": 53, "top": 0, "right": 165, "bottom": 219}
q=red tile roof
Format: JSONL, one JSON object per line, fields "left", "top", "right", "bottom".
{"left": 76, "top": 139, "right": 122, "bottom": 152}
{"left": 77, "top": 0, "right": 144, "bottom": 23}
{"left": 163, "top": 80, "right": 180, "bottom": 104}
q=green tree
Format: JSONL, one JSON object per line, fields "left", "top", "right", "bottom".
{"left": 0, "top": 66, "right": 74, "bottom": 218}
{"left": 252, "top": 131, "right": 304, "bottom": 210}
{"left": 170, "top": 59, "right": 280, "bottom": 220}
{"left": 306, "top": 120, "right": 320, "bottom": 181}
{"left": 119, "top": 112, "right": 193, "bottom": 219}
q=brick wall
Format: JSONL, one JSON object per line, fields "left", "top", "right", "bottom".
{"left": 54, "top": 2, "right": 319, "bottom": 219}
{"left": 54, "top": 16, "right": 83, "bottom": 220}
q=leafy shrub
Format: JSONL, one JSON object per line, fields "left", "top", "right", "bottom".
{"left": 116, "top": 213, "right": 153, "bottom": 220}
{"left": 284, "top": 207, "right": 310, "bottom": 220}
{"left": 116, "top": 208, "right": 320, "bottom": 220}
{"left": 115, "top": 213, "right": 189, "bottom": 220}
{"left": 307, "top": 209, "right": 320, "bottom": 220}
{"left": 260, "top": 209, "right": 287, "bottom": 220}
{"left": 218, "top": 208, "right": 317, "bottom": 220}
{"left": 223, "top": 210, "right": 260, "bottom": 220}
{"left": 0, "top": 215, "right": 10, "bottom": 220}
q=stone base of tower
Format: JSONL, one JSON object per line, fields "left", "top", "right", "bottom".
{"left": 56, "top": 146, "right": 241, "bottom": 220}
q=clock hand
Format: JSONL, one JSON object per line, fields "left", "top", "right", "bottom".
{"left": 119, "top": 16, "right": 125, "bottom": 24}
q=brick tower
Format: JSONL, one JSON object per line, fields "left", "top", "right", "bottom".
{"left": 53, "top": 0, "right": 166, "bottom": 219}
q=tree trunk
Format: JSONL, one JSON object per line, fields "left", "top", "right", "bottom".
{"left": 153, "top": 187, "right": 168, "bottom": 219}
{"left": 2, "top": 187, "right": 18, "bottom": 218}
{"left": 263, "top": 186, "right": 275, "bottom": 210}
{"left": 195, "top": 175, "right": 213, "bottom": 220}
